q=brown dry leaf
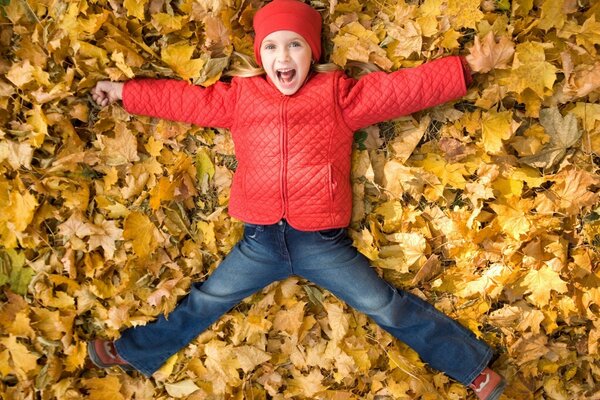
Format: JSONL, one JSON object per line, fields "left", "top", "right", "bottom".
{"left": 466, "top": 32, "right": 515, "bottom": 73}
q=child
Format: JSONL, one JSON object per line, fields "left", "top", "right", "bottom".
{"left": 88, "top": 0, "right": 506, "bottom": 398}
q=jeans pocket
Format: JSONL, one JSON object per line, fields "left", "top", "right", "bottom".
{"left": 244, "top": 223, "right": 264, "bottom": 239}
{"left": 316, "top": 228, "right": 346, "bottom": 241}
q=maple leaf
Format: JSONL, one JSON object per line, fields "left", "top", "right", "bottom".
{"left": 288, "top": 369, "right": 327, "bottom": 397}
{"left": 490, "top": 197, "right": 533, "bottom": 240}
{"left": 520, "top": 264, "right": 569, "bottom": 307}
{"left": 161, "top": 43, "right": 206, "bottom": 81}
{"left": 547, "top": 167, "right": 600, "bottom": 215}
{"left": 481, "top": 110, "right": 520, "bottom": 154}
{"left": 0, "top": 140, "right": 34, "bottom": 170}
{"left": 466, "top": 32, "right": 515, "bottom": 73}
{"left": 520, "top": 107, "right": 581, "bottom": 169}
{"left": 82, "top": 376, "right": 125, "bottom": 400}
{"left": 123, "top": 211, "right": 160, "bottom": 258}
{"left": 446, "top": 0, "right": 484, "bottom": 29}
{"left": 498, "top": 42, "right": 557, "bottom": 98}
{"left": 88, "top": 219, "right": 123, "bottom": 259}
{"left": 1, "top": 335, "right": 39, "bottom": 379}
{"left": 58, "top": 212, "right": 100, "bottom": 239}
{"left": 98, "top": 122, "right": 140, "bottom": 166}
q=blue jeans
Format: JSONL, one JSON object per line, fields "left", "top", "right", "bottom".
{"left": 116, "top": 221, "right": 492, "bottom": 384}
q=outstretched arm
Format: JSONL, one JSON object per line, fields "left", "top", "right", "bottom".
{"left": 92, "top": 79, "right": 238, "bottom": 129}
{"left": 338, "top": 56, "right": 470, "bottom": 131}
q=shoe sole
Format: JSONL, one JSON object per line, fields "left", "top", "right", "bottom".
{"left": 486, "top": 378, "right": 507, "bottom": 400}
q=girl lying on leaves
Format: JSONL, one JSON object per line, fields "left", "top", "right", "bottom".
{"left": 89, "top": 0, "right": 506, "bottom": 398}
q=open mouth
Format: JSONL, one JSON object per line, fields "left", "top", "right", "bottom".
{"left": 276, "top": 68, "right": 296, "bottom": 84}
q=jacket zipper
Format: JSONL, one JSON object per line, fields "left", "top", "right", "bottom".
{"left": 280, "top": 96, "right": 289, "bottom": 219}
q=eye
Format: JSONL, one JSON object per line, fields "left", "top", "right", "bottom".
{"left": 263, "top": 43, "right": 275, "bottom": 50}
{"left": 290, "top": 41, "right": 302, "bottom": 48}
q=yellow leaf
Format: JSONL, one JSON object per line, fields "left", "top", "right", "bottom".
{"left": 76, "top": 41, "right": 110, "bottom": 65}
{"left": 481, "top": 110, "right": 518, "bottom": 154}
{"left": 456, "top": 263, "right": 509, "bottom": 299}
{"left": 124, "top": 0, "right": 147, "bottom": 20}
{"left": 520, "top": 265, "right": 569, "bottom": 307}
{"left": 417, "top": 153, "right": 468, "bottom": 189}
{"left": 98, "top": 122, "right": 140, "bottom": 166}
{"left": 6, "top": 60, "right": 35, "bottom": 88}
{"left": 0, "top": 140, "right": 34, "bottom": 170}
{"left": 576, "top": 16, "right": 600, "bottom": 53}
{"left": 272, "top": 301, "right": 306, "bottom": 337}
{"left": 538, "top": 0, "right": 566, "bottom": 31}
{"left": 5, "top": 310, "right": 35, "bottom": 339}
{"left": 234, "top": 345, "right": 271, "bottom": 373}
{"left": 123, "top": 212, "right": 159, "bottom": 259}
{"left": 349, "top": 228, "right": 379, "bottom": 260}
{"left": 492, "top": 177, "right": 523, "bottom": 198}
{"left": 0, "top": 349, "right": 11, "bottom": 376}
{"left": 164, "top": 380, "right": 201, "bottom": 398}
{"left": 83, "top": 376, "right": 125, "bottom": 400}
{"left": 154, "top": 353, "right": 178, "bottom": 380}
{"left": 288, "top": 369, "right": 327, "bottom": 397}
{"left": 447, "top": 0, "right": 484, "bottom": 29}
{"left": 88, "top": 219, "right": 123, "bottom": 260}
{"left": 498, "top": 42, "right": 557, "bottom": 98}
{"left": 417, "top": 15, "right": 438, "bottom": 37}
{"left": 149, "top": 177, "right": 176, "bottom": 210}
{"left": 324, "top": 303, "right": 349, "bottom": 342}
{"left": 1, "top": 335, "right": 39, "bottom": 379}
{"left": 549, "top": 167, "right": 600, "bottom": 215}
{"left": 490, "top": 197, "right": 532, "bottom": 240}
{"left": 387, "top": 21, "right": 422, "bottom": 59}
{"left": 152, "top": 13, "right": 185, "bottom": 34}
{"left": 111, "top": 51, "right": 135, "bottom": 79}
{"left": 385, "top": 232, "right": 426, "bottom": 267}
{"left": 440, "top": 29, "right": 461, "bottom": 50}
{"left": 26, "top": 105, "right": 48, "bottom": 148}
{"left": 161, "top": 43, "right": 205, "bottom": 81}
{"left": 64, "top": 340, "right": 87, "bottom": 372}
{"left": 145, "top": 136, "right": 164, "bottom": 158}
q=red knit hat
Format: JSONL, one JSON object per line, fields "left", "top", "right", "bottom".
{"left": 253, "top": 0, "right": 322, "bottom": 66}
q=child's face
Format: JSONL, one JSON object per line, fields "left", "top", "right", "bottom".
{"left": 260, "top": 30, "right": 312, "bottom": 96}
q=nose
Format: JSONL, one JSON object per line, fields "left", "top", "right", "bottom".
{"left": 277, "top": 47, "right": 290, "bottom": 62}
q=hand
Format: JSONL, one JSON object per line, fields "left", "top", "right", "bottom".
{"left": 91, "top": 81, "right": 125, "bottom": 107}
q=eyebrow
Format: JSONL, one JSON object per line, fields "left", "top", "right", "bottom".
{"left": 262, "top": 37, "right": 305, "bottom": 45}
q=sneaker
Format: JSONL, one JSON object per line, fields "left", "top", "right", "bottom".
{"left": 87, "top": 339, "right": 134, "bottom": 372}
{"left": 468, "top": 367, "right": 507, "bottom": 400}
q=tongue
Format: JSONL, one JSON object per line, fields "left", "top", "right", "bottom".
{"left": 280, "top": 70, "right": 295, "bottom": 83}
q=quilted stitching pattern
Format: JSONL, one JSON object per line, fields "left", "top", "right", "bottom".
{"left": 122, "top": 56, "right": 467, "bottom": 231}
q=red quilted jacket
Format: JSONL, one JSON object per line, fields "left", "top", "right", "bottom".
{"left": 123, "top": 56, "right": 469, "bottom": 231}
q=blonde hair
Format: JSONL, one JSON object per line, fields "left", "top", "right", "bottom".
{"left": 225, "top": 52, "right": 378, "bottom": 78}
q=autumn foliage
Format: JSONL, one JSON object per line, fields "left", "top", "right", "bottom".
{"left": 1, "top": 0, "right": 600, "bottom": 399}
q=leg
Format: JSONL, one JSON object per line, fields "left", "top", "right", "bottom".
{"left": 115, "top": 224, "right": 290, "bottom": 376}
{"left": 289, "top": 227, "right": 492, "bottom": 385}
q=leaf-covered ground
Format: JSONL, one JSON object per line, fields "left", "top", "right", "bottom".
{"left": 1, "top": 0, "right": 600, "bottom": 399}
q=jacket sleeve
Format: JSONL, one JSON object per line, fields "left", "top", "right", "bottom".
{"left": 337, "top": 56, "right": 469, "bottom": 131}
{"left": 122, "top": 78, "right": 238, "bottom": 129}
